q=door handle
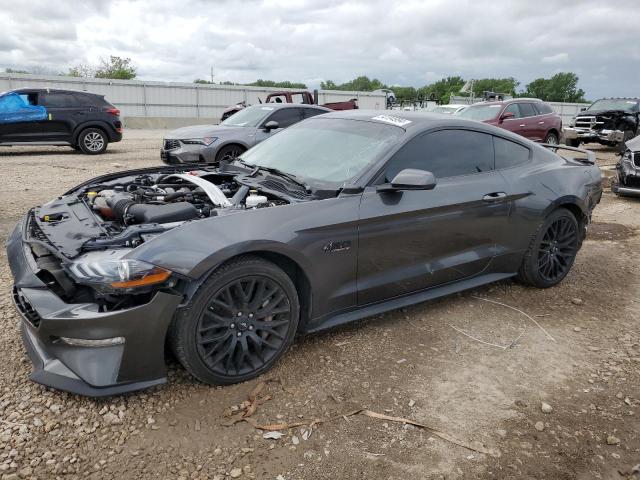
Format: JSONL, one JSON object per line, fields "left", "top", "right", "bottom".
{"left": 519, "top": 124, "right": 526, "bottom": 127}
{"left": 482, "top": 192, "right": 507, "bottom": 202}
{"left": 538, "top": 121, "right": 545, "bottom": 124}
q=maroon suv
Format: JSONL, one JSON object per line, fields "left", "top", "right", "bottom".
{"left": 457, "top": 99, "right": 561, "bottom": 144}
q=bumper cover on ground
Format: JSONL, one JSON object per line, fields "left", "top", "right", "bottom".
{"left": 7, "top": 219, "right": 182, "bottom": 397}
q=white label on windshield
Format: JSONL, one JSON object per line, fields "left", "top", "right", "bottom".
{"left": 371, "top": 115, "right": 412, "bottom": 127}
{"left": 261, "top": 107, "right": 274, "bottom": 110}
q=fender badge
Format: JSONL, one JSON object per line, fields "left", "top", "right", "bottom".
{"left": 323, "top": 240, "right": 351, "bottom": 253}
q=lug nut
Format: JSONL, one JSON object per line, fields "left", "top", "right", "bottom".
{"left": 230, "top": 323, "right": 235, "bottom": 329}
{"left": 237, "top": 332, "right": 242, "bottom": 337}
{"left": 237, "top": 312, "right": 243, "bottom": 317}
{"left": 248, "top": 325, "right": 254, "bottom": 330}
{"left": 248, "top": 313, "right": 254, "bottom": 318}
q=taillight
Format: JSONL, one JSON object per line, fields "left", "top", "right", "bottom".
{"left": 105, "top": 107, "right": 120, "bottom": 116}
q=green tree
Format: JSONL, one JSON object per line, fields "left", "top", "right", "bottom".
{"left": 390, "top": 86, "right": 417, "bottom": 103}
{"left": 94, "top": 56, "right": 136, "bottom": 80}
{"left": 320, "top": 76, "right": 386, "bottom": 92}
{"left": 472, "top": 77, "right": 519, "bottom": 97}
{"left": 246, "top": 79, "right": 307, "bottom": 89}
{"left": 417, "top": 76, "right": 465, "bottom": 104}
{"left": 66, "top": 63, "right": 94, "bottom": 78}
{"left": 522, "top": 73, "right": 585, "bottom": 102}
{"left": 5, "top": 68, "right": 30, "bottom": 74}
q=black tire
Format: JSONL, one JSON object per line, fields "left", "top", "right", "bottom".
{"left": 77, "top": 128, "right": 108, "bottom": 155}
{"left": 215, "top": 144, "right": 245, "bottom": 163}
{"left": 565, "top": 138, "right": 580, "bottom": 148}
{"left": 544, "top": 131, "right": 559, "bottom": 145}
{"left": 169, "top": 255, "right": 300, "bottom": 385}
{"left": 517, "top": 208, "right": 580, "bottom": 288}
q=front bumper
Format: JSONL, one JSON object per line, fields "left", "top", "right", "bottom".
{"left": 7, "top": 219, "right": 182, "bottom": 397}
{"left": 563, "top": 126, "right": 624, "bottom": 143}
{"left": 160, "top": 143, "right": 217, "bottom": 165}
{"left": 612, "top": 151, "right": 640, "bottom": 197}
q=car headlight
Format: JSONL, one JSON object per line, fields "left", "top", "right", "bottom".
{"left": 181, "top": 137, "right": 217, "bottom": 146}
{"left": 569, "top": 118, "right": 575, "bottom": 127}
{"left": 68, "top": 258, "right": 173, "bottom": 291}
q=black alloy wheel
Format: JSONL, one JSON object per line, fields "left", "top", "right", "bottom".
{"left": 170, "top": 256, "right": 299, "bottom": 385}
{"left": 536, "top": 216, "right": 578, "bottom": 283}
{"left": 197, "top": 276, "right": 292, "bottom": 376}
{"left": 517, "top": 208, "right": 580, "bottom": 288}
{"left": 215, "top": 144, "right": 245, "bottom": 163}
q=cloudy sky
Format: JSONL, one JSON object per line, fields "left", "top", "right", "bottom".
{"left": 0, "top": 0, "right": 638, "bottom": 98}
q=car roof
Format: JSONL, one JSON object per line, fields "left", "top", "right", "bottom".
{"left": 11, "top": 88, "right": 101, "bottom": 97}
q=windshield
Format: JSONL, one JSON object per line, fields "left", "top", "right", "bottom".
{"left": 457, "top": 104, "right": 503, "bottom": 121}
{"left": 238, "top": 118, "right": 404, "bottom": 186}
{"left": 587, "top": 99, "right": 639, "bottom": 112}
{"left": 221, "top": 105, "right": 274, "bottom": 127}
{"left": 432, "top": 106, "right": 456, "bottom": 114}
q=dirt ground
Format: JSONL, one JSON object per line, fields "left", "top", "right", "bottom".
{"left": 0, "top": 131, "right": 638, "bottom": 480}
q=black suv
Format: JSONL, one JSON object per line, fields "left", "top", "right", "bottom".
{"left": 0, "top": 89, "right": 123, "bottom": 154}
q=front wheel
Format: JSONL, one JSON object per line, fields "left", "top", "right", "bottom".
{"left": 215, "top": 144, "right": 245, "bottom": 163}
{"left": 78, "top": 128, "right": 108, "bottom": 154}
{"left": 169, "top": 256, "right": 300, "bottom": 385}
{"left": 517, "top": 209, "right": 580, "bottom": 288}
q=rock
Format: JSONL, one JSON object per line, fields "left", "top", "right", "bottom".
{"left": 534, "top": 421, "right": 545, "bottom": 432}
{"left": 573, "top": 326, "right": 582, "bottom": 332}
{"left": 229, "top": 467, "right": 242, "bottom": 478}
{"left": 103, "top": 412, "right": 122, "bottom": 425}
{"left": 571, "top": 298, "right": 583, "bottom": 305}
{"left": 292, "top": 435, "right": 300, "bottom": 446}
{"left": 541, "top": 402, "right": 553, "bottom": 414}
{"left": 496, "top": 429, "right": 507, "bottom": 438}
{"left": 408, "top": 399, "right": 416, "bottom": 407}
{"left": 606, "top": 435, "right": 620, "bottom": 445}
{"left": 263, "top": 431, "right": 283, "bottom": 440}
{"left": 18, "top": 466, "right": 32, "bottom": 478}
{"left": 33, "top": 417, "right": 43, "bottom": 427}
{"left": 213, "top": 448, "right": 222, "bottom": 456}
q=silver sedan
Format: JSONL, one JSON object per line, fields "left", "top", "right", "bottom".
{"left": 161, "top": 103, "right": 330, "bottom": 164}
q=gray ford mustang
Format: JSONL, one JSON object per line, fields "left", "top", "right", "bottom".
{"left": 161, "top": 103, "right": 330, "bottom": 164}
{"left": 7, "top": 111, "right": 602, "bottom": 396}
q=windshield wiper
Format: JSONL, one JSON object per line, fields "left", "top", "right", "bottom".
{"left": 254, "top": 165, "right": 310, "bottom": 191}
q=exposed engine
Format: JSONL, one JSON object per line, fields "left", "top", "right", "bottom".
{"left": 85, "top": 170, "right": 287, "bottom": 229}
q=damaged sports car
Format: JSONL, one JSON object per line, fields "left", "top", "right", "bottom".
{"left": 7, "top": 111, "right": 602, "bottom": 396}
{"left": 612, "top": 135, "right": 640, "bottom": 197}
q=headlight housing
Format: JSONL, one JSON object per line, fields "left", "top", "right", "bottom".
{"left": 68, "top": 258, "right": 173, "bottom": 292}
{"left": 181, "top": 137, "right": 217, "bottom": 146}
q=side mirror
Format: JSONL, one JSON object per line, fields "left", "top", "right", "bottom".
{"left": 377, "top": 169, "right": 437, "bottom": 192}
{"left": 499, "top": 111, "right": 514, "bottom": 123}
{"left": 263, "top": 120, "right": 279, "bottom": 131}
{"left": 580, "top": 107, "right": 586, "bottom": 111}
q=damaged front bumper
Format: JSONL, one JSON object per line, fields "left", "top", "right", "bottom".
{"left": 612, "top": 149, "right": 640, "bottom": 197}
{"left": 7, "top": 220, "right": 182, "bottom": 397}
{"left": 563, "top": 126, "right": 624, "bottom": 144}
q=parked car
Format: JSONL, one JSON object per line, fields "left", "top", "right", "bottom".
{"left": 8, "top": 111, "right": 602, "bottom": 396}
{"left": 457, "top": 98, "right": 562, "bottom": 144}
{"left": 221, "top": 90, "right": 357, "bottom": 121}
{"left": 563, "top": 98, "right": 640, "bottom": 152}
{"left": 0, "top": 88, "right": 122, "bottom": 154}
{"left": 431, "top": 104, "right": 467, "bottom": 115}
{"left": 161, "top": 103, "right": 330, "bottom": 164}
{"left": 612, "top": 135, "right": 640, "bottom": 197}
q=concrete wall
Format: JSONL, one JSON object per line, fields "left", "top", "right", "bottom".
{"left": 0, "top": 73, "right": 387, "bottom": 128}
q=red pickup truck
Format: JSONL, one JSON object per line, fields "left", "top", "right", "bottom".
{"left": 221, "top": 90, "right": 358, "bottom": 121}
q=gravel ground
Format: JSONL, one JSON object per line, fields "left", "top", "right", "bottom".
{"left": 0, "top": 131, "right": 638, "bottom": 479}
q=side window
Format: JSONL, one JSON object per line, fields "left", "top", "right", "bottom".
{"left": 42, "top": 93, "right": 76, "bottom": 108}
{"left": 301, "top": 107, "right": 325, "bottom": 119}
{"left": 18, "top": 93, "right": 38, "bottom": 105}
{"left": 519, "top": 102, "right": 537, "bottom": 118}
{"left": 265, "top": 108, "right": 302, "bottom": 128}
{"left": 503, "top": 103, "right": 520, "bottom": 118}
{"left": 534, "top": 102, "right": 553, "bottom": 115}
{"left": 383, "top": 129, "right": 494, "bottom": 181}
{"left": 494, "top": 136, "right": 530, "bottom": 170}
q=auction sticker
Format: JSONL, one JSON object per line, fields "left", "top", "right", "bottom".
{"left": 371, "top": 115, "right": 412, "bottom": 127}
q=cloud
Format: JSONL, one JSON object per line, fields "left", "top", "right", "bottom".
{"left": 542, "top": 53, "right": 569, "bottom": 64}
{"left": 0, "top": 0, "right": 638, "bottom": 98}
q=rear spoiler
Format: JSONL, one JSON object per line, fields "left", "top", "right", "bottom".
{"left": 540, "top": 143, "right": 596, "bottom": 165}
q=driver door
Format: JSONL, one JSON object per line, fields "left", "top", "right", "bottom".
{"left": 356, "top": 129, "right": 511, "bottom": 305}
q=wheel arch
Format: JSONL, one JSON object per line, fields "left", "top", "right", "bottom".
{"left": 72, "top": 121, "right": 113, "bottom": 143}
{"left": 215, "top": 141, "right": 248, "bottom": 161}
{"left": 544, "top": 196, "right": 588, "bottom": 241}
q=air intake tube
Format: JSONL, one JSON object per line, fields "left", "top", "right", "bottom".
{"left": 107, "top": 193, "right": 198, "bottom": 224}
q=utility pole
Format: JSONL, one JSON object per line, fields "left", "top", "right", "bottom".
{"left": 210, "top": 66, "right": 214, "bottom": 84}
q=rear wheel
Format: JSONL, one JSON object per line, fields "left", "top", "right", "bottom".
{"left": 517, "top": 209, "right": 580, "bottom": 288}
{"left": 169, "top": 256, "right": 299, "bottom": 385}
{"left": 544, "top": 131, "right": 559, "bottom": 145}
{"left": 215, "top": 144, "right": 245, "bottom": 163}
{"left": 78, "top": 128, "right": 108, "bottom": 154}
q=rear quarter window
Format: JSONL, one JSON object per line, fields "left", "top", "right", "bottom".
{"left": 494, "top": 136, "right": 530, "bottom": 170}
{"left": 535, "top": 103, "right": 554, "bottom": 115}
